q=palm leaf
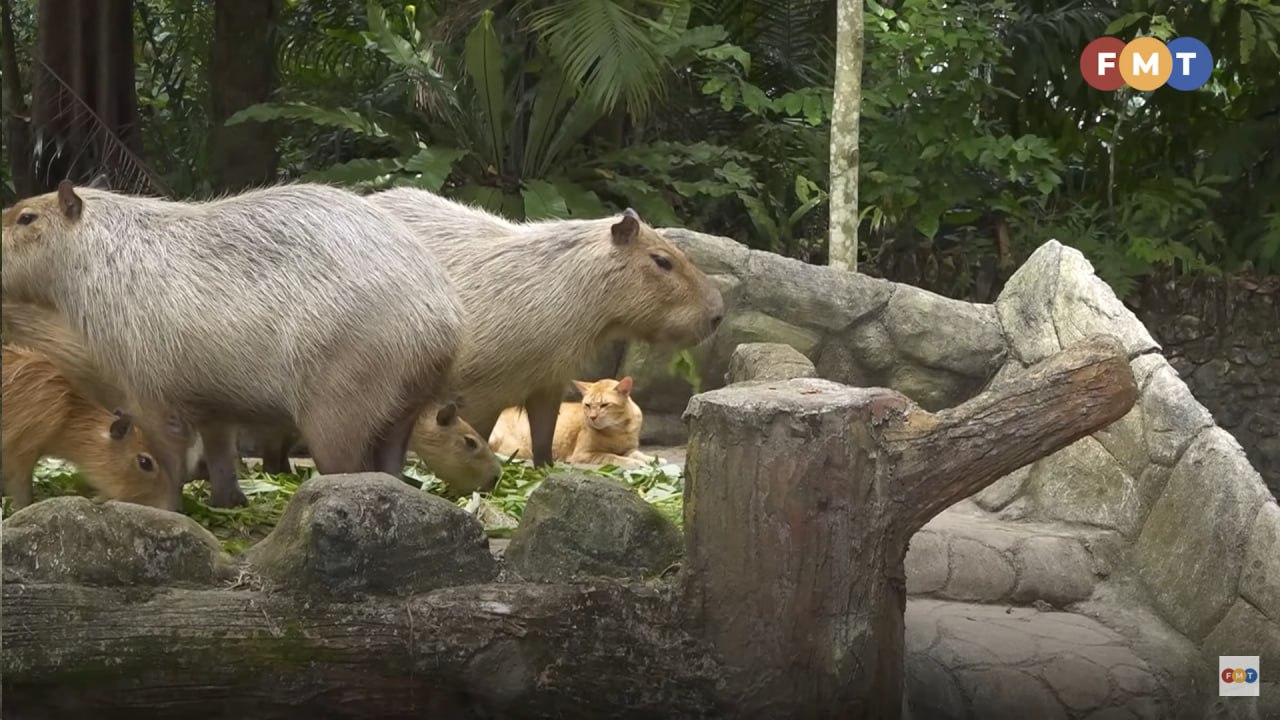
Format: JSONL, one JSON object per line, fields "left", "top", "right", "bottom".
{"left": 464, "top": 9, "right": 508, "bottom": 172}
{"left": 524, "top": 0, "right": 673, "bottom": 118}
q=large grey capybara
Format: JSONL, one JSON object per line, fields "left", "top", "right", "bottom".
{"left": 0, "top": 181, "right": 465, "bottom": 510}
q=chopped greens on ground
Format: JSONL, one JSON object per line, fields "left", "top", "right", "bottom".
{"left": 2, "top": 455, "right": 685, "bottom": 553}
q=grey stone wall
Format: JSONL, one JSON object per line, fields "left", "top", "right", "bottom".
{"left": 1136, "top": 276, "right": 1280, "bottom": 499}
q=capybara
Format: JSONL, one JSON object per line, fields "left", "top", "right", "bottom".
{"left": 2, "top": 345, "right": 170, "bottom": 510}
{"left": 1, "top": 181, "right": 466, "bottom": 510}
{"left": 409, "top": 402, "right": 503, "bottom": 495}
{"left": 325, "top": 188, "right": 724, "bottom": 473}
{"left": 2, "top": 299, "right": 500, "bottom": 496}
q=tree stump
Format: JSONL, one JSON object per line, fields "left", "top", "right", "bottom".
{"left": 0, "top": 335, "right": 1137, "bottom": 719}
{"left": 681, "top": 333, "right": 1137, "bottom": 718}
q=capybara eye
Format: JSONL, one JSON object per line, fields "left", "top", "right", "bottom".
{"left": 137, "top": 455, "right": 155, "bottom": 472}
{"left": 17, "top": 212, "right": 37, "bottom": 226}
{"left": 651, "top": 254, "right": 673, "bottom": 271}
{"left": 465, "top": 436, "right": 479, "bottom": 450}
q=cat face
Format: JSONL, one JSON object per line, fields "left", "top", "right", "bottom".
{"left": 572, "top": 376, "right": 636, "bottom": 430}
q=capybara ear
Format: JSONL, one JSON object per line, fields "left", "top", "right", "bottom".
{"left": 572, "top": 379, "right": 592, "bottom": 395}
{"left": 611, "top": 210, "right": 640, "bottom": 245}
{"left": 87, "top": 173, "right": 110, "bottom": 190}
{"left": 57, "top": 180, "right": 83, "bottom": 220}
{"left": 615, "top": 376, "right": 633, "bottom": 394}
{"left": 109, "top": 414, "right": 132, "bottom": 440}
{"left": 436, "top": 402, "right": 458, "bottom": 426}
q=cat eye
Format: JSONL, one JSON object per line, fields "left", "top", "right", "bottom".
{"left": 464, "top": 436, "right": 479, "bottom": 450}
{"left": 137, "top": 455, "right": 155, "bottom": 472}
{"left": 651, "top": 254, "right": 673, "bottom": 271}
{"left": 17, "top": 212, "right": 37, "bottom": 225}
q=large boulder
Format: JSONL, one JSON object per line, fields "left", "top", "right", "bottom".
{"left": 2, "top": 496, "right": 235, "bottom": 587}
{"left": 725, "top": 342, "right": 817, "bottom": 384}
{"left": 245, "top": 473, "right": 497, "bottom": 596}
{"left": 505, "top": 474, "right": 682, "bottom": 582}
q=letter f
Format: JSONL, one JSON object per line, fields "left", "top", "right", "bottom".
{"left": 1098, "top": 52, "right": 1117, "bottom": 75}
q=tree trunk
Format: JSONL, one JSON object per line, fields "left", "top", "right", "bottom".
{"left": 208, "top": 0, "right": 279, "bottom": 192}
{"left": 28, "top": 0, "right": 148, "bottom": 193}
{"left": 1, "top": 335, "right": 1138, "bottom": 719}
{"left": 1, "top": 0, "right": 36, "bottom": 200}
{"left": 679, "top": 333, "right": 1137, "bottom": 717}
{"left": 828, "top": 0, "right": 864, "bottom": 272}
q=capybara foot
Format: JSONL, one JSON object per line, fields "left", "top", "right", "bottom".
{"left": 208, "top": 485, "right": 249, "bottom": 508}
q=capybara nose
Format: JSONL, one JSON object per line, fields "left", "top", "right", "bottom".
{"left": 710, "top": 314, "right": 724, "bottom": 329}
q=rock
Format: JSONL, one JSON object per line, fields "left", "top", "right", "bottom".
{"left": 1092, "top": 400, "right": 1150, "bottom": 479}
{"left": 1012, "top": 535, "right": 1097, "bottom": 606}
{"left": 1037, "top": 654, "right": 1111, "bottom": 712}
{"left": 1140, "top": 361, "right": 1216, "bottom": 466}
{"left": 997, "top": 241, "right": 1065, "bottom": 364}
{"left": 504, "top": 474, "right": 682, "bottom": 582}
{"left": 958, "top": 668, "right": 1069, "bottom": 720}
{"left": 883, "top": 285, "right": 1007, "bottom": 379}
{"left": 1051, "top": 245, "right": 1160, "bottom": 357}
{"left": 1201, "top": 599, "right": 1280, "bottom": 691}
{"left": 904, "top": 530, "right": 949, "bottom": 595}
{"left": 890, "top": 362, "right": 984, "bottom": 412}
{"left": 1134, "top": 429, "right": 1273, "bottom": 640}
{"left": 660, "top": 227, "right": 750, "bottom": 277}
{"left": 973, "top": 466, "right": 1031, "bottom": 512}
{"left": 245, "top": 473, "right": 497, "bottom": 596}
{"left": 997, "top": 240, "right": 1160, "bottom": 365}
{"left": 725, "top": 342, "right": 817, "bottom": 384}
{"left": 712, "top": 310, "right": 822, "bottom": 358}
{"left": 1024, "top": 437, "right": 1152, "bottom": 536}
{"left": 942, "top": 536, "right": 1016, "bottom": 601}
{"left": 1240, "top": 501, "right": 1280, "bottom": 619}
{"left": 813, "top": 318, "right": 890, "bottom": 388}
{"left": 1, "top": 496, "right": 234, "bottom": 587}
{"left": 737, "top": 249, "right": 892, "bottom": 332}
{"left": 637, "top": 411, "right": 689, "bottom": 446}
{"left": 619, "top": 342, "right": 703, "bottom": 415}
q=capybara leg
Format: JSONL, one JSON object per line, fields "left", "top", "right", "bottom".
{"left": 525, "top": 385, "right": 564, "bottom": 468}
{"left": 189, "top": 453, "right": 211, "bottom": 482}
{"left": 258, "top": 429, "right": 296, "bottom": 476}
{"left": 370, "top": 409, "right": 423, "bottom": 477}
{"left": 200, "top": 423, "right": 247, "bottom": 508}
{"left": 2, "top": 455, "right": 37, "bottom": 510}
{"left": 300, "top": 410, "right": 372, "bottom": 477}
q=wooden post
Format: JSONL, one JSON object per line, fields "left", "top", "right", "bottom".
{"left": 681, "top": 334, "right": 1137, "bottom": 719}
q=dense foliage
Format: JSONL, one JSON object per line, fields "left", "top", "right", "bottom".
{"left": 2, "top": 0, "right": 1278, "bottom": 300}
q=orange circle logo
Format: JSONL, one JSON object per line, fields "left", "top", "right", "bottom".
{"left": 1120, "top": 38, "right": 1172, "bottom": 90}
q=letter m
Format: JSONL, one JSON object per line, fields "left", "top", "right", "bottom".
{"left": 1133, "top": 52, "right": 1159, "bottom": 75}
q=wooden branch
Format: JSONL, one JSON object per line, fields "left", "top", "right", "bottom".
{"left": 882, "top": 333, "right": 1137, "bottom": 531}
{"left": 1, "top": 581, "right": 721, "bottom": 720}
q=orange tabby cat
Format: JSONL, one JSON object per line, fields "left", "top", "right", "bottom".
{"left": 488, "top": 376, "right": 656, "bottom": 468}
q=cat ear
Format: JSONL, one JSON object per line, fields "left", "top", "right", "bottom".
{"left": 615, "top": 376, "right": 634, "bottom": 395}
{"left": 572, "top": 380, "right": 592, "bottom": 395}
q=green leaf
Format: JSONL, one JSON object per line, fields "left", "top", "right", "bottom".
{"left": 1240, "top": 9, "right": 1258, "bottom": 60}
{"left": 524, "top": 57, "right": 578, "bottom": 178}
{"left": 739, "top": 82, "right": 770, "bottom": 114}
{"left": 402, "top": 146, "right": 466, "bottom": 191}
{"left": 224, "top": 102, "right": 384, "bottom": 137}
{"left": 521, "top": 179, "right": 571, "bottom": 219}
{"left": 464, "top": 10, "right": 507, "bottom": 172}
{"left": 915, "top": 213, "right": 941, "bottom": 240}
{"left": 550, "top": 177, "right": 612, "bottom": 218}
{"left": 1103, "top": 12, "right": 1148, "bottom": 35}
{"left": 302, "top": 157, "right": 401, "bottom": 186}
{"left": 366, "top": 0, "right": 423, "bottom": 70}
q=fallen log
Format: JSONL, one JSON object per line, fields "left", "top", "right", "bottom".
{"left": 1, "top": 334, "right": 1138, "bottom": 720}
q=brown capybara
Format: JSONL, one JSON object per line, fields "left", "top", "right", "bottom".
{"left": 2, "top": 345, "right": 170, "bottom": 510}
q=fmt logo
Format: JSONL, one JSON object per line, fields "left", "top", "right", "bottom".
{"left": 1081, "top": 36, "right": 1213, "bottom": 91}
{"left": 1219, "top": 655, "right": 1261, "bottom": 697}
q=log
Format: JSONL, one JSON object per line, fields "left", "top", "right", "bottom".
{"left": 680, "top": 333, "right": 1137, "bottom": 718}
{"left": 1, "top": 335, "right": 1137, "bottom": 719}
